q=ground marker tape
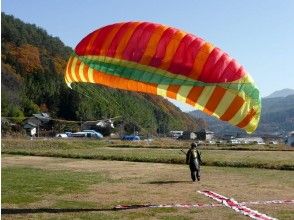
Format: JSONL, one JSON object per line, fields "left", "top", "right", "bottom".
{"left": 114, "top": 199, "right": 293, "bottom": 210}
{"left": 198, "top": 190, "right": 278, "bottom": 220}
{"left": 114, "top": 203, "right": 221, "bottom": 210}
{"left": 242, "top": 200, "right": 294, "bottom": 205}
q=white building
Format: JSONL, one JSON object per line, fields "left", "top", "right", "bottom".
{"left": 287, "top": 131, "right": 294, "bottom": 147}
{"left": 169, "top": 130, "right": 183, "bottom": 139}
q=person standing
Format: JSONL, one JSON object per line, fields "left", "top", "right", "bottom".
{"left": 186, "top": 142, "right": 202, "bottom": 182}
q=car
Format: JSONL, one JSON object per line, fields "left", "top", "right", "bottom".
{"left": 122, "top": 135, "right": 140, "bottom": 141}
{"left": 70, "top": 130, "right": 103, "bottom": 139}
{"left": 82, "top": 130, "right": 103, "bottom": 139}
{"left": 55, "top": 133, "right": 68, "bottom": 138}
{"left": 207, "top": 140, "right": 216, "bottom": 145}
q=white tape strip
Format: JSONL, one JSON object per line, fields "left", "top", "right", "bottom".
{"left": 242, "top": 200, "right": 294, "bottom": 205}
{"left": 114, "top": 199, "right": 293, "bottom": 210}
{"left": 115, "top": 199, "right": 293, "bottom": 210}
{"left": 198, "top": 190, "right": 278, "bottom": 220}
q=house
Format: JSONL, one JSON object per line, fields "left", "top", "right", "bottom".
{"left": 23, "top": 113, "right": 51, "bottom": 137}
{"left": 195, "top": 129, "right": 214, "bottom": 141}
{"left": 286, "top": 131, "right": 294, "bottom": 147}
{"left": 178, "top": 131, "right": 197, "bottom": 140}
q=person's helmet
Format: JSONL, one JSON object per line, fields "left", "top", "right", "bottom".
{"left": 191, "top": 142, "right": 198, "bottom": 148}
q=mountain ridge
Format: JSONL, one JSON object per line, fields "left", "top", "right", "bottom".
{"left": 265, "top": 88, "right": 294, "bottom": 99}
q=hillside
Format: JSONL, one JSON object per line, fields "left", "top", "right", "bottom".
{"left": 257, "top": 95, "right": 294, "bottom": 134}
{"left": 190, "top": 94, "right": 294, "bottom": 136}
{"left": 1, "top": 13, "right": 201, "bottom": 135}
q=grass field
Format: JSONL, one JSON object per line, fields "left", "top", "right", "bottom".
{"left": 2, "top": 138, "right": 294, "bottom": 219}
{"left": 2, "top": 138, "right": 294, "bottom": 170}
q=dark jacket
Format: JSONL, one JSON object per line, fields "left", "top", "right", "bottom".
{"left": 186, "top": 149, "right": 202, "bottom": 166}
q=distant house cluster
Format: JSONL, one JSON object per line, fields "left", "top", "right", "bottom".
{"left": 170, "top": 129, "right": 214, "bottom": 141}
{"left": 169, "top": 128, "right": 293, "bottom": 146}
{"left": 4, "top": 111, "right": 293, "bottom": 146}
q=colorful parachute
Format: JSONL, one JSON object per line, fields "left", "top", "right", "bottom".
{"left": 65, "top": 22, "right": 261, "bottom": 133}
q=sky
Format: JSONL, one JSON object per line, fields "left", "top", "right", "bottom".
{"left": 2, "top": 0, "right": 294, "bottom": 112}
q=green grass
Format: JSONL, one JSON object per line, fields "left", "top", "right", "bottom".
{"left": 53, "top": 200, "right": 98, "bottom": 209}
{"left": 2, "top": 155, "right": 293, "bottom": 220}
{"left": 1, "top": 167, "right": 111, "bottom": 204}
{"left": 2, "top": 138, "right": 294, "bottom": 170}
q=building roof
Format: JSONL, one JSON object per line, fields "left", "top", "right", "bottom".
{"left": 33, "top": 113, "right": 51, "bottom": 123}
{"left": 23, "top": 122, "right": 37, "bottom": 129}
{"left": 195, "top": 128, "right": 214, "bottom": 134}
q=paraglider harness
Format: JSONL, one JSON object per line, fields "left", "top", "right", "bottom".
{"left": 181, "top": 148, "right": 203, "bottom": 165}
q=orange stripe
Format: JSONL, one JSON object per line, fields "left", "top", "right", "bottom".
{"left": 99, "top": 23, "right": 125, "bottom": 55}
{"left": 93, "top": 69, "right": 102, "bottom": 84}
{"left": 203, "top": 86, "right": 227, "bottom": 115}
{"left": 66, "top": 57, "right": 74, "bottom": 82}
{"left": 127, "top": 79, "right": 139, "bottom": 91}
{"left": 140, "top": 83, "right": 157, "bottom": 95}
{"left": 139, "top": 25, "right": 168, "bottom": 65}
{"left": 186, "top": 86, "right": 204, "bottom": 106}
{"left": 83, "top": 64, "right": 90, "bottom": 82}
{"left": 166, "top": 85, "right": 181, "bottom": 99}
{"left": 159, "top": 30, "right": 186, "bottom": 70}
{"left": 137, "top": 82, "right": 146, "bottom": 93}
{"left": 189, "top": 42, "right": 214, "bottom": 80}
{"left": 114, "top": 22, "right": 141, "bottom": 59}
{"left": 74, "top": 59, "right": 82, "bottom": 82}
{"left": 236, "top": 109, "right": 257, "bottom": 128}
{"left": 65, "top": 56, "right": 72, "bottom": 82}
{"left": 91, "top": 68, "right": 157, "bottom": 95}
{"left": 220, "top": 95, "right": 244, "bottom": 121}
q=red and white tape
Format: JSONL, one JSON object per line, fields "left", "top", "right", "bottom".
{"left": 242, "top": 200, "right": 294, "bottom": 205}
{"left": 114, "top": 199, "right": 293, "bottom": 210}
{"left": 114, "top": 203, "right": 221, "bottom": 210}
{"left": 198, "top": 190, "right": 278, "bottom": 220}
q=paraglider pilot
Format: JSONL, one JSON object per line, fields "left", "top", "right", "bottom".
{"left": 186, "top": 142, "right": 202, "bottom": 182}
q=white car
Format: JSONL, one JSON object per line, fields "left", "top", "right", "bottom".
{"left": 55, "top": 133, "right": 68, "bottom": 138}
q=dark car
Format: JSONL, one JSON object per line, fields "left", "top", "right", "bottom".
{"left": 122, "top": 135, "right": 140, "bottom": 141}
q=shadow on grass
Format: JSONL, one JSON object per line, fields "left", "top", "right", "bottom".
{"left": 2, "top": 208, "right": 117, "bottom": 215}
{"left": 143, "top": 180, "right": 191, "bottom": 184}
{"left": 2, "top": 204, "right": 157, "bottom": 215}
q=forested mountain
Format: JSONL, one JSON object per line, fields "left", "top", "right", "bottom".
{"left": 1, "top": 13, "right": 202, "bottom": 135}
{"left": 258, "top": 95, "right": 294, "bottom": 134}
{"left": 190, "top": 94, "right": 294, "bottom": 136}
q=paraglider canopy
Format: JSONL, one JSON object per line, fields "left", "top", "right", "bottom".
{"left": 65, "top": 21, "right": 261, "bottom": 133}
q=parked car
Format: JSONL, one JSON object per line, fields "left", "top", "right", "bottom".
{"left": 207, "top": 140, "right": 216, "bottom": 145}
{"left": 82, "top": 130, "right": 103, "bottom": 139}
{"left": 55, "top": 133, "right": 68, "bottom": 138}
{"left": 227, "top": 139, "right": 240, "bottom": 145}
{"left": 69, "top": 130, "right": 103, "bottom": 139}
{"left": 122, "top": 135, "right": 140, "bottom": 141}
